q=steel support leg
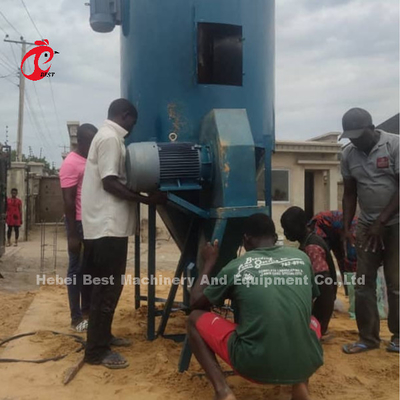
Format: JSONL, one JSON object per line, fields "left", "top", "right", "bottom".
{"left": 157, "top": 219, "right": 198, "bottom": 337}
{"left": 178, "top": 218, "right": 227, "bottom": 372}
{"left": 134, "top": 203, "right": 141, "bottom": 310}
{"left": 147, "top": 205, "right": 156, "bottom": 341}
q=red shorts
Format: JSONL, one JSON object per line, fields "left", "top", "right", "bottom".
{"left": 195, "top": 312, "right": 237, "bottom": 366}
{"left": 196, "top": 313, "right": 322, "bottom": 368}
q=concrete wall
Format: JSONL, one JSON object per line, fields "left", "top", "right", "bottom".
{"left": 268, "top": 152, "right": 304, "bottom": 233}
{"left": 27, "top": 163, "right": 43, "bottom": 233}
{"left": 7, "top": 162, "right": 45, "bottom": 241}
{"left": 37, "top": 177, "right": 64, "bottom": 223}
{"left": 258, "top": 147, "right": 341, "bottom": 235}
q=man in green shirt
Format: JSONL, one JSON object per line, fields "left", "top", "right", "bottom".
{"left": 188, "top": 214, "right": 323, "bottom": 400}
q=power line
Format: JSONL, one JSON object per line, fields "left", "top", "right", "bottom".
{"left": 48, "top": 78, "right": 65, "bottom": 145}
{"left": 0, "top": 22, "right": 7, "bottom": 36}
{"left": 0, "top": 59, "right": 15, "bottom": 74}
{"left": 13, "top": 5, "right": 62, "bottom": 153}
{"left": 0, "top": 48, "right": 17, "bottom": 69}
{"left": 8, "top": 42, "right": 19, "bottom": 68}
{"left": 4, "top": 37, "right": 36, "bottom": 161}
{"left": 0, "top": 11, "right": 22, "bottom": 38}
{"left": 25, "top": 105, "right": 49, "bottom": 159}
{"left": 0, "top": 72, "right": 14, "bottom": 79}
{"left": 25, "top": 86, "right": 50, "bottom": 147}
{"left": 1, "top": 74, "right": 18, "bottom": 87}
{"left": 20, "top": 0, "right": 43, "bottom": 39}
{"left": 25, "top": 87, "right": 51, "bottom": 150}
{"left": 25, "top": 104, "right": 48, "bottom": 152}
{"left": 0, "top": 51, "right": 16, "bottom": 71}
{"left": 26, "top": 58, "right": 57, "bottom": 149}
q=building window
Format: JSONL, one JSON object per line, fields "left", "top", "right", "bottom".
{"left": 272, "top": 170, "right": 290, "bottom": 202}
{"left": 197, "top": 22, "right": 243, "bottom": 86}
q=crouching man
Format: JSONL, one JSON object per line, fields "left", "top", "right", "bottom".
{"left": 188, "top": 214, "right": 323, "bottom": 400}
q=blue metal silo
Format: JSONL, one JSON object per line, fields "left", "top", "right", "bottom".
{"left": 120, "top": 0, "right": 275, "bottom": 148}
{"left": 89, "top": 0, "right": 275, "bottom": 368}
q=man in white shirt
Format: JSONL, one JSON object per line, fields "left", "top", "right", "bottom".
{"left": 82, "top": 98, "right": 165, "bottom": 368}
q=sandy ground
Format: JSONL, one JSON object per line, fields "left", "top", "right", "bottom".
{"left": 0, "top": 227, "right": 398, "bottom": 400}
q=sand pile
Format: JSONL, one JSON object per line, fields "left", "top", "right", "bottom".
{"left": 0, "top": 272, "right": 398, "bottom": 400}
{"left": 0, "top": 291, "right": 35, "bottom": 340}
{"left": 29, "top": 331, "right": 83, "bottom": 359}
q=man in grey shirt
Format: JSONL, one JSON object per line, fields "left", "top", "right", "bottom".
{"left": 340, "top": 108, "right": 399, "bottom": 354}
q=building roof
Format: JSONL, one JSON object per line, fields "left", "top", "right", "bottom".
{"left": 275, "top": 139, "right": 341, "bottom": 154}
{"left": 308, "top": 132, "right": 340, "bottom": 143}
{"left": 376, "top": 114, "right": 399, "bottom": 135}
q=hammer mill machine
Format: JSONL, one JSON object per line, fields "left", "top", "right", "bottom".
{"left": 89, "top": 0, "right": 275, "bottom": 371}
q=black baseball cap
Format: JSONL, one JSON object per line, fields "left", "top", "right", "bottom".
{"left": 340, "top": 108, "right": 373, "bottom": 140}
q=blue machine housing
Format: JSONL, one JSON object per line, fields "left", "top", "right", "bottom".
{"left": 120, "top": 0, "right": 275, "bottom": 149}
{"left": 89, "top": 0, "right": 275, "bottom": 352}
{"left": 118, "top": 0, "right": 275, "bottom": 250}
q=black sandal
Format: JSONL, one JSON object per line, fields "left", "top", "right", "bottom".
{"left": 342, "top": 342, "right": 378, "bottom": 354}
{"left": 110, "top": 336, "right": 132, "bottom": 347}
{"left": 100, "top": 351, "right": 129, "bottom": 369}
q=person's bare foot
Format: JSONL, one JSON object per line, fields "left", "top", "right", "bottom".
{"left": 214, "top": 388, "right": 237, "bottom": 400}
{"left": 292, "top": 382, "right": 311, "bottom": 400}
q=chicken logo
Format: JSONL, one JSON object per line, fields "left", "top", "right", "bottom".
{"left": 20, "top": 39, "right": 59, "bottom": 81}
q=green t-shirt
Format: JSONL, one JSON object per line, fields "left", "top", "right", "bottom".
{"left": 203, "top": 246, "right": 323, "bottom": 384}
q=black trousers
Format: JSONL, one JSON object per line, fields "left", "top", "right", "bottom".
{"left": 7, "top": 225, "right": 19, "bottom": 240}
{"left": 84, "top": 236, "right": 128, "bottom": 363}
{"left": 313, "top": 272, "right": 336, "bottom": 335}
{"left": 355, "top": 222, "right": 399, "bottom": 346}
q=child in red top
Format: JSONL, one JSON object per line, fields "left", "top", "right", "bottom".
{"left": 6, "top": 188, "right": 22, "bottom": 247}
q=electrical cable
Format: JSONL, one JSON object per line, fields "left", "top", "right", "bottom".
{"left": 20, "top": 0, "right": 43, "bottom": 39}
{"left": 0, "top": 48, "right": 17, "bottom": 71}
{"left": 9, "top": 42, "right": 20, "bottom": 69}
{"left": 25, "top": 88, "right": 52, "bottom": 150}
{"left": 0, "top": 22, "right": 7, "bottom": 36}
{"left": 0, "top": 72, "right": 18, "bottom": 87}
{"left": 48, "top": 78, "right": 66, "bottom": 146}
{"left": 0, "top": 11, "right": 22, "bottom": 38}
{"left": 0, "top": 59, "right": 15, "bottom": 74}
{"left": 18, "top": 3, "right": 66, "bottom": 148}
{"left": 25, "top": 98, "right": 49, "bottom": 152}
{"left": 27, "top": 57, "right": 58, "bottom": 149}
{"left": 0, "top": 331, "right": 85, "bottom": 364}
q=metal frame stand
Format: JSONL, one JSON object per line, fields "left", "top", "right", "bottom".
{"left": 133, "top": 204, "right": 159, "bottom": 341}
{"left": 134, "top": 204, "right": 175, "bottom": 341}
{"left": 134, "top": 199, "right": 269, "bottom": 368}
{"left": 157, "top": 219, "right": 198, "bottom": 338}
{"left": 147, "top": 204, "right": 157, "bottom": 340}
{"left": 40, "top": 220, "right": 45, "bottom": 273}
{"left": 176, "top": 217, "right": 227, "bottom": 372}
{"left": 134, "top": 203, "right": 141, "bottom": 310}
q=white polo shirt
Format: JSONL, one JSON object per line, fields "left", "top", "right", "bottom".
{"left": 81, "top": 119, "right": 137, "bottom": 239}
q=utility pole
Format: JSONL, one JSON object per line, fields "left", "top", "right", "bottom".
{"left": 17, "top": 40, "right": 26, "bottom": 162}
{"left": 4, "top": 37, "right": 36, "bottom": 161}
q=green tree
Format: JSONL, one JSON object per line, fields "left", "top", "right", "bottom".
{"left": 10, "top": 150, "right": 56, "bottom": 175}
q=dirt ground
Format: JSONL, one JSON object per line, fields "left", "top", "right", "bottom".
{"left": 0, "top": 226, "right": 398, "bottom": 400}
